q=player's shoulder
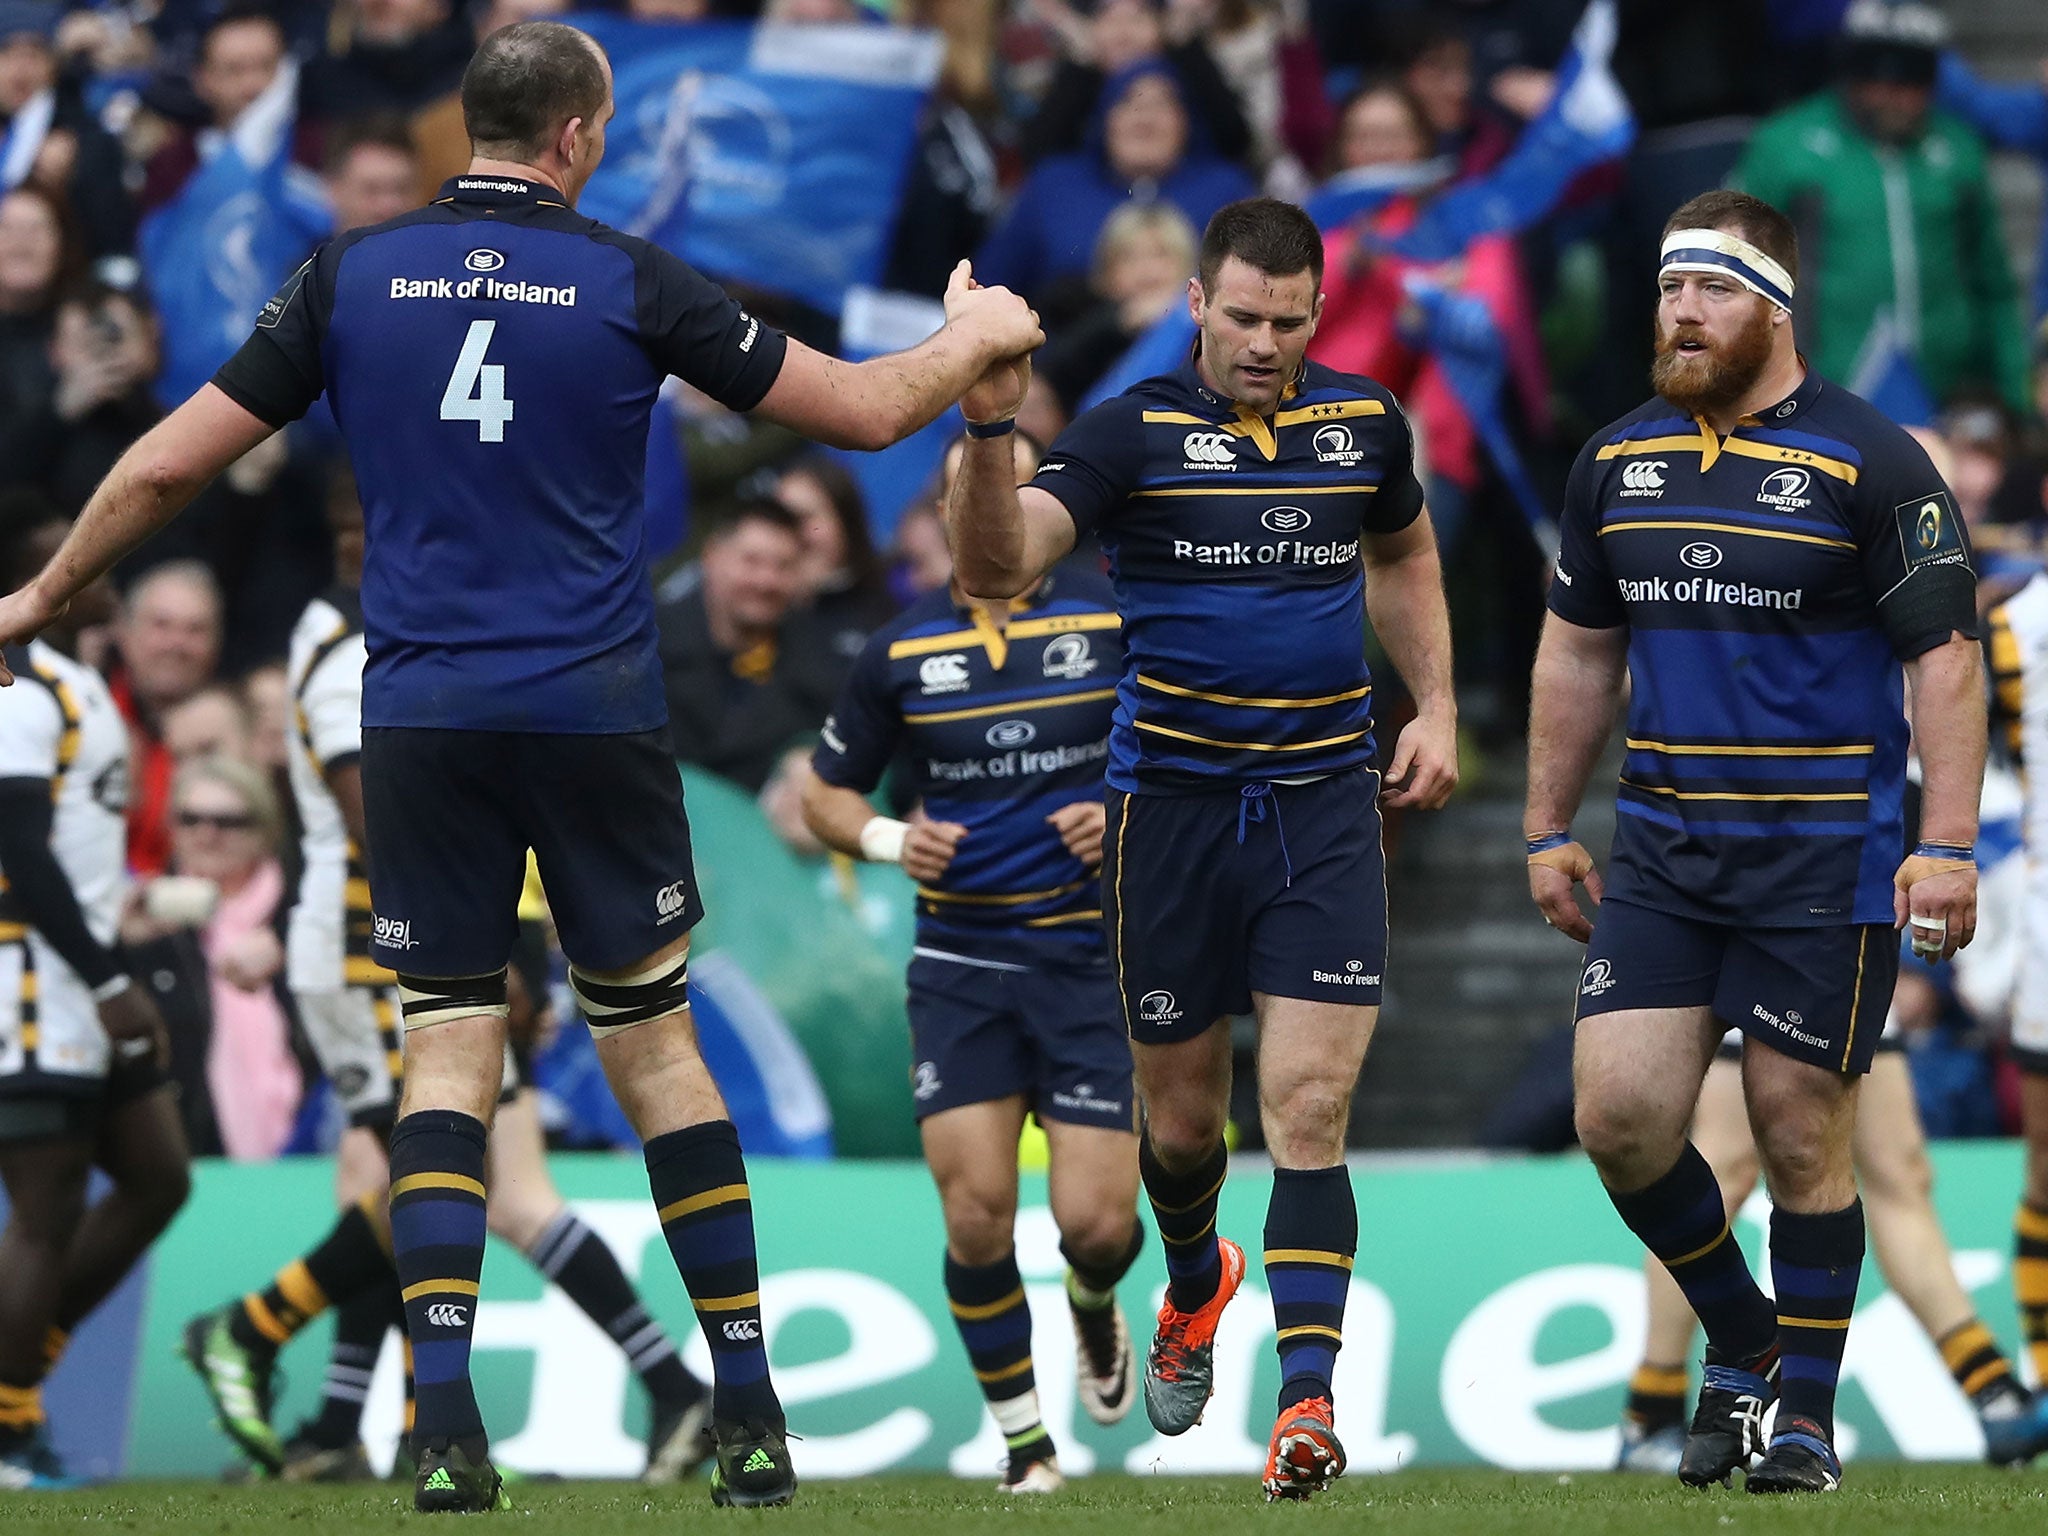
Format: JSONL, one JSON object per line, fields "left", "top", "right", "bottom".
{"left": 1572, "top": 397, "right": 1690, "bottom": 477}
{"left": 1293, "top": 359, "right": 1402, "bottom": 414}
{"left": 0, "top": 641, "right": 87, "bottom": 721}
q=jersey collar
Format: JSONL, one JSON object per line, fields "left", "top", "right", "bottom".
{"left": 1737, "top": 359, "right": 1824, "bottom": 428}
{"left": 436, "top": 174, "right": 565, "bottom": 208}
{"left": 1173, "top": 341, "right": 1306, "bottom": 420}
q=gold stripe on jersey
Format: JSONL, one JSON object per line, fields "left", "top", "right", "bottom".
{"left": 18, "top": 943, "right": 35, "bottom": 1056}
{"left": 908, "top": 688, "right": 1118, "bottom": 726}
{"left": 1137, "top": 673, "right": 1371, "bottom": 710}
{"left": 1619, "top": 778, "right": 1868, "bottom": 804}
{"left": 1593, "top": 422, "right": 1859, "bottom": 484}
{"left": 1627, "top": 738, "right": 1874, "bottom": 758}
{"left": 1601, "top": 518, "right": 1854, "bottom": 552}
{"left": 1133, "top": 718, "right": 1371, "bottom": 753}
{"left": 1131, "top": 483, "right": 1377, "bottom": 500}
{"left": 18, "top": 659, "right": 84, "bottom": 801}
{"left": 917, "top": 880, "right": 1090, "bottom": 907}
{"left": 1024, "top": 909, "right": 1101, "bottom": 926}
{"left": 1990, "top": 605, "right": 2026, "bottom": 761}
{"left": 887, "top": 611, "right": 1121, "bottom": 661}
{"left": 1141, "top": 410, "right": 1212, "bottom": 426}
{"left": 1274, "top": 399, "right": 1386, "bottom": 430}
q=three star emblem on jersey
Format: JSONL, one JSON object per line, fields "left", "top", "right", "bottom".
{"left": 1183, "top": 432, "right": 1236, "bottom": 471}
{"left": 1619, "top": 460, "right": 1667, "bottom": 497}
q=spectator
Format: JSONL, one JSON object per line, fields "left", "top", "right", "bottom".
{"left": 976, "top": 59, "right": 1255, "bottom": 303}
{"left": 0, "top": 0, "right": 134, "bottom": 257}
{"left": 140, "top": 7, "right": 312, "bottom": 213}
{"left": 890, "top": 499, "right": 954, "bottom": 601}
{"left": 111, "top": 559, "right": 223, "bottom": 876}
{"left": 883, "top": 88, "right": 1001, "bottom": 301}
{"left": 323, "top": 114, "right": 422, "bottom": 231}
{"left": 1733, "top": 0, "right": 2030, "bottom": 414}
{"left": 1037, "top": 200, "right": 1197, "bottom": 409}
{"left": 0, "top": 278, "right": 162, "bottom": 515}
{"left": 299, "top": 0, "right": 473, "bottom": 128}
{"left": 161, "top": 681, "right": 254, "bottom": 763}
{"left": 1937, "top": 52, "right": 2048, "bottom": 327}
{"left": 656, "top": 500, "right": 845, "bottom": 794}
{"left": 241, "top": 662, "right": 291, "bottom": 776}
{"left": 773, "top": 453, "right": 895, "bottom": 662}
{"left": 0, "top": 181, "right": 77, "bottom": 446}
{"left": 124, "top": 755, "right": 297, "bottom": 1160}
{"left": 1021, "top": 0, "right": 1251, "bottom": 167}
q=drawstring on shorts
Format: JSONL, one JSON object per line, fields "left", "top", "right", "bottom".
{"left": 1236, "top": 782, "right": 1293, "bottom": 887}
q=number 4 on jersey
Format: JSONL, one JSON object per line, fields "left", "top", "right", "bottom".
{"left": 440, "top": 319, "right": 514, "bottom": 442}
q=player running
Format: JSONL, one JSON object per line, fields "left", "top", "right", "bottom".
{"left": 1528, "top": 190, "right": 1984, "bottom": 1494}
{"left": 802, "top": 431, "right": 1143, "bottom": 1495}
{"left": 944, "top": 197, "right": 1458, "bottom": 1501}
{"left": 0, "top": 20, "right": 1042, "bottom": 1513}
{"left": 0, "top": 512, "right": 191, "bottom": 1489}
{"left": 182, "top": 484, "right": 712, "bottom": 1485}
{"left": 1616, "top": 1034, "right": 2048, "bottom": 1472}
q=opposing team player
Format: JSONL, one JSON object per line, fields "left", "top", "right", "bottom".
{"left": 0, "top": 20, "right": 1042, "bottom": 1511}
{"left": 802, "top": 432, "right": 1142, "bottom": 1494}
{"left": 0, "top": 512, "right": 191, "bottom": 1489}
{"left": 183, "top": 482, "right": 712, "bottom": 1484}
{"left": 1528, "top": 190, "right": 1984, "bottom": 1493}
{"left": 944, "top": 197, "right": 1459, "bottom": 1500}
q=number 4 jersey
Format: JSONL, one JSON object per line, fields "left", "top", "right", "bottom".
{"left": 212, "top": 175, "right": 789, "bottom": 735}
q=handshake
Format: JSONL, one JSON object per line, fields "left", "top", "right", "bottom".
{"left": 942, "top": 260, "right": 1045, "bottom": 429}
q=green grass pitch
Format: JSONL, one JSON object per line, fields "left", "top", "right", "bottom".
{"left": 6, "top": 1469, "right": 2048, "bottom": 1534}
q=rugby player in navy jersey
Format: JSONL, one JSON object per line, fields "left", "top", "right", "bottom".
{"left": 1526, "top": 190, "right": 1985, "bottom": 1494}
{"left": 802, "top": 432, "right": 1142, "bottom": 1495}
{"left": 945, "top": 198, "right": 1459, "bottom": 1502}
{"left": 0, "top": 20, "right": 1043, "bottom": 1514}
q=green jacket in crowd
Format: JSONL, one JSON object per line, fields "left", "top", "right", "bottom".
{"left": 1732, "top": 90, "right": 2029, "bottom": 415}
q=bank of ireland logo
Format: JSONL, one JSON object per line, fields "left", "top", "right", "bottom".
{"left": 464, "top": 248, "right": 505, "bottom": 273}
{"left": 919, "top": 653, "right": 970, "bottom": 693}
{"left": 1580, "top": 959, "right": 1617, "bottom": 997}
{"left": 1042, "top": 634, "right": 1096, "bottom": 679}
{"left": 1313, "top": 423, "right": 1361, "bottom": 463}
{"left": 986, "top": 719, "right": 1036, "bottom": 748}
{"left": 1183, "top": 431, "right": 1235, "bottom": 467}
{"left": 1757, "top": 466, "right": 1812, "bottom": 509}
{"left": 1138, "top": 989, "right": 1183, "bottom": 1025}
{"left": 1680, "top": 542, "right": 1723, "bottom": 570}
{"left": 1620, "top": 460, "right": 1666, "bottom": 494}
{"left": 1262, "top": 505, "right": 1311, "bottom": 533}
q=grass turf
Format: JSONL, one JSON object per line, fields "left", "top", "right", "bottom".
{"left": 5, "top": 1468, "right": 2048, "bottom": 1534}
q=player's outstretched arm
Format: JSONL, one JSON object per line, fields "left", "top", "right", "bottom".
{"left": 753, "top": 261, "right": 1043, "bottom": 453}
{"left": 1362, "top": 513, "right": 1458, "bottom": 810}
{"left": 799, "top": 765, "right": 967, "bottom": 883}
{"left": 1525, "top": 612, "right": 1627, "bottom": 941}
{"left": 0, "top": 385, "right": 273, "bottom": 680}
{"left": 1897, "top": 632, "right": 1987, "bottom": 961}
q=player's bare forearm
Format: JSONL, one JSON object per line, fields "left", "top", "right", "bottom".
{"left": 948, "top": 464, "right": 1073, "bottom": 599}
{"left": 1526, "top": 614, "right": 1628, "bottom": 834}
{"left": 1906, "top": 633, "right": 1988, "bottom": 846}
{"left": 798, "top": 765, "right": 878, "bottom": 858}
{"left": 1362, "top": 515, "right": 1454, "bottom": 722}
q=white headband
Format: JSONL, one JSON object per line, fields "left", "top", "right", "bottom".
{"left": 1659, "top": 228, "right": 1796, "bottom": 311}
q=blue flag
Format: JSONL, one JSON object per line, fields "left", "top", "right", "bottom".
{"left": 575, "top": 16, "right": 939, "bottom": 318}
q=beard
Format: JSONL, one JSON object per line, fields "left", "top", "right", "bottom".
{"left": 1650, "top": 305, "right": 1776, "bottom": 416}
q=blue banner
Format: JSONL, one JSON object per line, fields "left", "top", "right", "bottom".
{"left": 574, "top": 17, "right": 940, "bottom": 318}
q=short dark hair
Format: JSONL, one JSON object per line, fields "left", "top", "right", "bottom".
{"left": 202, "top": 5, "right": 285, "bottom": 60}
{"left": 323, "top": 113, "right": 417, "bottom": 177}
{"left": 705, "top": 497, "right": 803, "bottom": 545}
{"left": 1198, "top": 198, "right": 1324, "bottom": 295}
{"left": 1661, "top": 190, "right": 1799, "bottom": 288}
{"left": 461, "top": 21, "right": 609, "bottom": 161}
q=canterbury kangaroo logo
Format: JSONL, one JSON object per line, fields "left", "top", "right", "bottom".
{"left": 723, "top": 1319, "right": 761, "bottom": 1341}
{"left": 1182, "top": 431, "right": 1234, "bottom": 464}
{"left": 425, "top": 1303, "right": 469, "bottom": 1328}
{"left": 1621, "top": 460, "right": 1666, "bottom": 491}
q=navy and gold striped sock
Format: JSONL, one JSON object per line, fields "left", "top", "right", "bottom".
{"left": 387, "top": 1110, "right": 490, "bottom": 1448}
{"left": 646, "top": 1119, "right": 781, "bottom": 1425}
{"left": 230, "top": 1194, "right": 394, "bottom": 1356}
{"left": 1141, "top": 1136, "right": 1227, "bottom": 1312}
{"left": 1938, "top": 1319, "right": 2021, "bottom": 1410}
{"left": 2015, "top": 1203, "right": 2048, "bottom": 1385}
{"left": 1770, "top": 1200, "right": 1863, "bottom": 1442}
{"left": 1607, "top": 1143, "right": 1777, "bottom": 1363}
{"left": 1264, "top": 1165, "right": 1356, "bottom": 1411}
{"left": 1625, "top": 1363, "right": 1690, "bottom": 1431}
{"left": 946, "top": 1251, "right": 1050, "bottom": 1462}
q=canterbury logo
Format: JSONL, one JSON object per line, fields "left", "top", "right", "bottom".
{"left": 1183, "top": 431, "right": 1234, "bottom": 464}
{"left": 723, "top": 1319, "right": 761, "bottom": 1341}
{"left": 656, "top": 880, "right": 689, "bottom": 918}
{"left": 1621, "top": 460, "right": 1666, "bottom": 491}
{"left": 425, "top": 1303, "right": 469, "bottom": 1328}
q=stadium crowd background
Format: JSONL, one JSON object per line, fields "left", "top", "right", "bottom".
{"left": 0, "top": 0, "right": 2044, "bottom": 1158}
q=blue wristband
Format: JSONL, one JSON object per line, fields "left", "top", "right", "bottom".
{"left": 1914, "top": 840, "right": 1975, "bottom": 863}
{"left": 964, "top": 417, "right": 1016, "bottom": 439}
{"left": 1526, "top": 830, "right": 1572, "bottom": 856}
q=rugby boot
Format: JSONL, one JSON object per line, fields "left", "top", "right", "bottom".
{"left": 1262, "top": 1396, "right": 1345, "bottom": 1501}
{"left": 413, "top": 1437, "right": 511, "bottom": 1513}
{"left": 1616, "top": 1417, "right": 1686, "bottom": 1476}
{"left": 710, "top": 1417, "right": 796, "bottom": 1507}
{"left": 1745, "top": 1416, "right": 1841, "bottom": 1494}
{"left": 644, "top": 1391, "right": 714, "bottom": 1483}
{"left": 181, "top": 1310, "right": 284, "bottom": 1474}
{"left": 999, "top": 1443, "right": 1063, "bottom": 1494}
{"left": 1679, "top": 1348, "right": 1776, "bottom": 1487}
{"left": 278, "top": 1425, "right": 375, "bottom": 1483}
{"left": 1143, "top": 1237, "right": 1247, "bottom": 1435}
{"left": 1072, "top": 1290, "right": 1136, "bottom": 1426}
{"left": 1980, "top": 1386, "right": 2048, "bottom": 1467}
{"left": 0, "top": 1426, "right": 75, "bottom": 1491}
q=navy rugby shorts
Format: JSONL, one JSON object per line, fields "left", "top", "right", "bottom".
{"left": 904, "top": 944, "right": 1135, "bottom": 1131}
{"left": 1578, "top": 899, "right": 1896, "bottom": 1076}
{"left": 1101, "top": 767, "right": 1388, "bottom": 1045}
{"left": 361, "top": 727, "right": 703, "bottom": 977}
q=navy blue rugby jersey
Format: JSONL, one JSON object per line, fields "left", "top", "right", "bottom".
{"left": 1549, "top": 370, "right": 1978, "bottom": 927}
{"left": 811, "top": 571, "right": 1122, "bottom": 952}
{"left": 212, "top": 175, "right": 787, "bottom": 734}
{"left": 1026, "top": 353, "right": 1424, "bottom": 794}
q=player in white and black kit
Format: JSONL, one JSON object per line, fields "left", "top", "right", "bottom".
{"left": 0, "top": 510, "right": 190, "bottom": 1489}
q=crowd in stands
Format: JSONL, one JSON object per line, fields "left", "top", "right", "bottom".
{"left": 3, "top": 0, "right": 2048, "bottom": 1151}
